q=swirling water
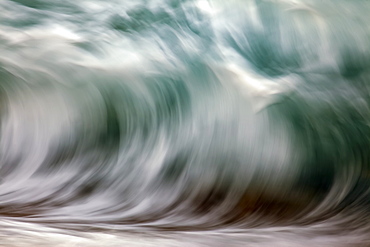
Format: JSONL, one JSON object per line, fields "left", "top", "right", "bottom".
{"left": 0, "top": 0, "right": 370, "bottom": 246}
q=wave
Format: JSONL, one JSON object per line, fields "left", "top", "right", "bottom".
{"left": 0, "top": 0, "right": 370, "bottom": 246}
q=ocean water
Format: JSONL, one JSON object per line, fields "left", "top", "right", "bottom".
{"left": 0, "top": 0, "right": 370, "bottom": 246}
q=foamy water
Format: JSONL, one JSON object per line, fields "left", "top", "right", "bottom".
{"left": 0, "top": 0, "right": 370, "bottom": 246}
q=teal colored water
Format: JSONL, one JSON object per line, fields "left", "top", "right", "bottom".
{"left": 0, "top": 0, "right": 369, "bottom": 246}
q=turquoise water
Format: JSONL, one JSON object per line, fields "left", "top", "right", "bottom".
{"left": 0, "top": 0, "right": 370, "bottom": 246}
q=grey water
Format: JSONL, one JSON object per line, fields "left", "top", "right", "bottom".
{"left": 0, "top": 0, "right": 370, "bottom": 246}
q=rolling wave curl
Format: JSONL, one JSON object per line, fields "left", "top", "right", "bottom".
{"left": 0, "top": 0, "right": 370, "bottom": 246}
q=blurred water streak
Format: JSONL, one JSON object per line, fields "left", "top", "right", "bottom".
{"left": 0, "top": 0, "right": 370, "bottom": 246}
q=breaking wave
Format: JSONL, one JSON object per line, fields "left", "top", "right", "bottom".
{"left": 0, "top": 0, "right": 370, "bottom": 246}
